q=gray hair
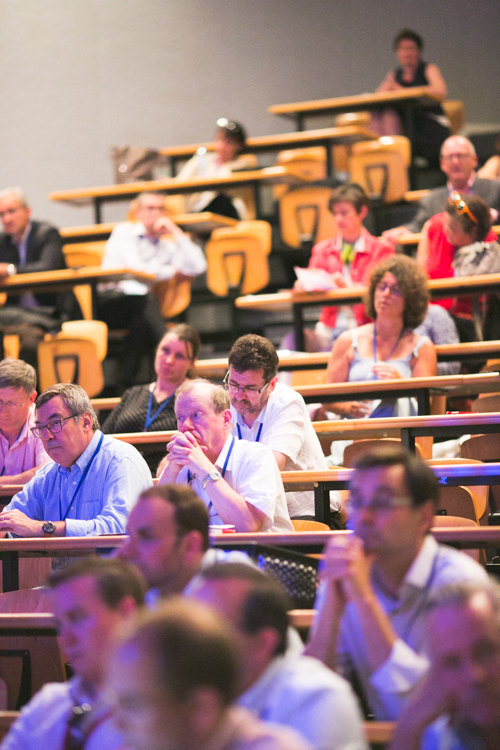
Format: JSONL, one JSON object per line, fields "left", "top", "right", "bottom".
{"left": 175, "top": 378, "right": 230, "bottom": 414}
{"left": 136, "top": 191, "right": 165, "bottom": 208}
{"left": 426, "top": 580, "right": 500, "bottom": 626}
{"left": 0, "top": 359, "right": 36, "bottom": 394}
{"left": 440, "top": 135, "right": 476, "bottom": 158}
{"left": 0, "top": 187, "right": 29, "bottom": 208}
{"left": 35, "top": 383, "right": 100, "bottom": 430}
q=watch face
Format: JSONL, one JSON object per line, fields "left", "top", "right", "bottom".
{"left": 43, "top": 521, "right": 56, "bottom": 534}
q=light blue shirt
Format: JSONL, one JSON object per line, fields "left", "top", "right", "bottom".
{"left": 3, "top": 431, "right": 153, "bottom": 536}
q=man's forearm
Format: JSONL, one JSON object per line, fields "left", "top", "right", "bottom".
{"left": 351, "top": 591, "right": 397, "bottom": 672}
{"left": 0, "top": 466, "right": 47, "bottom": 486}
{"left": 205, "top": 478, "right": 264, "bottom": 532}
{"left": 305, "top": 583, "right": 344, "bottom": 670}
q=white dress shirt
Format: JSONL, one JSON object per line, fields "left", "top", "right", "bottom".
{"left": 231, "top": 383, "right": 341, "bottom": 517}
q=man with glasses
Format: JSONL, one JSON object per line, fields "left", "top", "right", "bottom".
{"left": 0, "top": 383, "right": 152, "bottom": 537}
{"left": 0, "top": 359, "right": 51, "bottom": 485}
{"left": 383, "top": 135, "right": 500, "bottom": 243}
{"left": 306, "top": 446, "right": 487, "bottom": 721}
{"left": 226, "top": 334, "right": 342, "bottom": 527}
{"left": 98, "top": 191, "right": 206, "bottom": 386}
{"left": 1, "top": 557, "right": 144, "bottom": 750}
{"left": 158, "top": 378, "right": 293, "bottom": 532}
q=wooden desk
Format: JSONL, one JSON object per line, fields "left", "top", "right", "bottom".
{"left": 236, "top": 273, "right": 500, "bottom": 350}
{"left": 0, "top": 535, "right": 125, "bottom": 592}
{"left": 269, "top": 87, "right": 443, "bottom": 130}
{"left": 0, "top": 267, "right": 155, "bottom": 319}
{"left": 60, "top": 212, "right": 238, "bottom": 245}
{"left": 295, "top": 372, "right": 500, "bottom": 414}
{"left": 159, "top": 125, "right": 378, "bottom": 176}
{"left": 194, "top": 341, "right": 500, "bottom": 379}
{"left": 283, "top": 461, "right": 500, "bottom": 523}
{"left": 50, "top": 167, "right": 303, "bottom": 223}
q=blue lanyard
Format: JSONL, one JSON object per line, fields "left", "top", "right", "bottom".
{"left": 59, "top": 433, "right": 104, "bottom": 522}
{"left": 145, "top": 387, "right": 175, "bottom": 430}
{"left": 0, "top": 465, "right": 5, "bottom": 477}
{"left": 188, "top": 435, "right": 236, "bottom": 517}
{"left": 236, "top": 421, "right": 263, "bottom": 442}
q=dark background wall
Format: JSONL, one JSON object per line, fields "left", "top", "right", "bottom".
{"left": 1, "top": 0, "right": 499, "bottom": 226}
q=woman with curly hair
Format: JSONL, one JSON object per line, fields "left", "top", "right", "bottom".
{"left": 324, "top": 255, "right": 437, "bottom": 419}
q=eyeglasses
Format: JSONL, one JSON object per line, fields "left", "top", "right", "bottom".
{"left": 0, "top": 399, "right": 25, "bottom": 411}
{"left": 376, "top": 281, "right": 402, "bottom": 297}
{"left": 347, "top": 494, "right": 413, "bottom": 513}
{"left": 223, "top": 372, "right": 270, "bottom": 395}
{"left": 449, "top": 192, "right": 478, "bottom": 224}
{"left": 140, "top": 204, "right": 166, "bottom": 213}
{"left": 31, "top": 414, "right": 79, "bottom": 438}
{"left": 441, "top": 153, "right": 472, "bottom": 162}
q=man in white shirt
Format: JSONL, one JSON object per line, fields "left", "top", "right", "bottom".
{"left": 0, "top": 359, "right": 50, "bottom": 485}
{"left": 107, "top": 597, "right": 310, "bottom": 750}
{"left": 226, "top": 334, "right": 342, "bottom": 527}
{"left": 158, "top": 379, "right": 293, "bottom": 532}
{"left": 391, "top": 579, "right": 500, "bottom": 750}
{"left": 188, "top": 562, "right": 367, "bottom": 750}
{"left": 0, "top": 557, "right": 145, "bottom": 750}
{"left": 99, "top": 191, "right": 207, "bottom": 385}
{"left": 306, "top": 446, "right": 488, "bottom": 721}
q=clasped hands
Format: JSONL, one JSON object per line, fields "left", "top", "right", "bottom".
{"left": 166, "top": 431, "right": 213, "bottom": 477}
{"left": 320, "top": 535, "right": 376, "bottom": 605}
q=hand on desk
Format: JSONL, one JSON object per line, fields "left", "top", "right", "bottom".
{"left": 371, "top": 363, "right": 402, "bottom": 380}
{"left": 0, "top": 263, "right": 12, "bottom": 277}
{"left": 0, "top": 509, "right": 43, "bottom": 537}
{"left": 331, "top": 400, "right": 372, "bottom": 418}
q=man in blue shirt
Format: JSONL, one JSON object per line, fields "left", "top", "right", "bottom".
{"left": 0, "top": 383, "right": 152, "bottom": 537}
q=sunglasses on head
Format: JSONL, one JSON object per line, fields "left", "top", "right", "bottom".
{"left": 449, "top": 192, "right": 478, "bottom": 224}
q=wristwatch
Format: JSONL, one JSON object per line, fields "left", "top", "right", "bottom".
{"left": 6, "top": 264, "right": 16, "bottom": 277}
{"left": 42, "top": 521, "right": 56, "bottom": 535}
{"left": 201, "top": 469, "right": 222, "bottom": 489}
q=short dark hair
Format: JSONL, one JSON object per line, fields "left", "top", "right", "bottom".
{"left": 446, "top": 194, "right": 492, "bottom": 243}
{"left": 353, "top": 445, "right": 439, "bottom": 509}
{"left": 393, "top": 28, "right": 423, "bottom": 51}
{"left": 216, "top": 119, "right": 247, "bottom": 155}
{"left": 125, "top": 598, "right": 239, "bottom": 705}
{"left": 364, "top": 254, "right": 429, "bottom": 329}
{"left": 138, "top": 484, "right": 210, "bottom": 552}
{"left": 36, "top": 383, "right": 100, "bottom": 430}
{"left": 228, "top": 335, "right": 279, "bottom": 382}
{"left": 199, "top": 563, "right": 291, "bottom": 656}
{"left": 48, "top": 557, "right": 146, "bottom": 608}
{"left": 328, "top": 183, "right": 371, "bottom": 215}
{"left": 0, "top": 359, "right": 36, "bottom": 394}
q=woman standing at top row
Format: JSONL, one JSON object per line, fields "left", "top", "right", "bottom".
{"left": 372, "top": 28, "right": 450, "bottom": 169}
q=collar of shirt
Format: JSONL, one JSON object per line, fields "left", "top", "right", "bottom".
{"left": 14, "top": 221, "right": 32, "bottom": 265}
{"left": 233, "top": 400, "right": 268, "bottom": 437}
{"left": 401, "top": 534, "right": 439, "bottom": 590}
{"left": 334, "top": 228, "right": 368, "bottom": 255}
{"left": 447, "top": 172, "right": 476, "bottom": 195}
{"left": 57, "top": 429, "right": 103, "bottom": 477}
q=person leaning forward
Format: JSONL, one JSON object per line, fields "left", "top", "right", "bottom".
{"left": 0, "top": 383, "right": 152, "bottom": 537}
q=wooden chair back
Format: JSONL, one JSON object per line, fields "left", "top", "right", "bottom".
{"left": 442, "top": 100, "right": 466, "bottom": 135}
{"left": 291, "top": 519, "right": 330, "bottom": 532}
{"left": 279, "top": 186, "right": 337, "bottom": 249}
{"left": 352, "top": 135, "right": 412, "bottom": 167}
{"left": 206, "top": 221, "right": 271, "bottom": 297}
{"left": 58, "top": 320, "right": 108, "bottom": 361}
{"left": 276, "top": 147, "right": 327, "bottom": 180}
{"left": 0, "top": 712, "right": 20, "bottom": 740}
{"left": 153, "top": 273, "right": 192, "bottom": 318}
{"left": 343, "top": 439, "right": 422, "bottom": 467}
{"left": 38, "top": 337, "right": 104, "bottom": 397}
{"left": 427, "top": 458, "right": 489, "bottom": 524}
{"left": 0, "top": 614, "right": 66, "bottom": 710}
{"left": 348, "top": 148, "right": 409, "bottom": 203}
{"left": 63, "top": 242, "right": 106, "bottom": 320}
{"left": 432, "top": 515, "right": 482, "bottom": 563}
{"left": 460, "top": 434, "right": 500, "bottom": 520}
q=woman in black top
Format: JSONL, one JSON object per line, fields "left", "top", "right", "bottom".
{"left": 373, "top": 29, "right": 450, "bottom": 168}
{"left": 102, "top": 324, "right": 200, "bottom": 475}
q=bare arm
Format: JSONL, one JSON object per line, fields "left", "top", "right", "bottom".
{"left": 411, "top": 339, "right": 437, "bottom": 378}
{"left": 0, "top": 464, "right": 50, "bottom": 486}
{"left": 478, "top": 154, "right": 500, "bottom": 180}
{"left": 0, "top": 510, "right": 66, "bottom": 537}
{"left": 423, "top": 63, "right": 447, "bottom": 100}
{"left": 272, "top": 451, "right": 288, "bottom": 471}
